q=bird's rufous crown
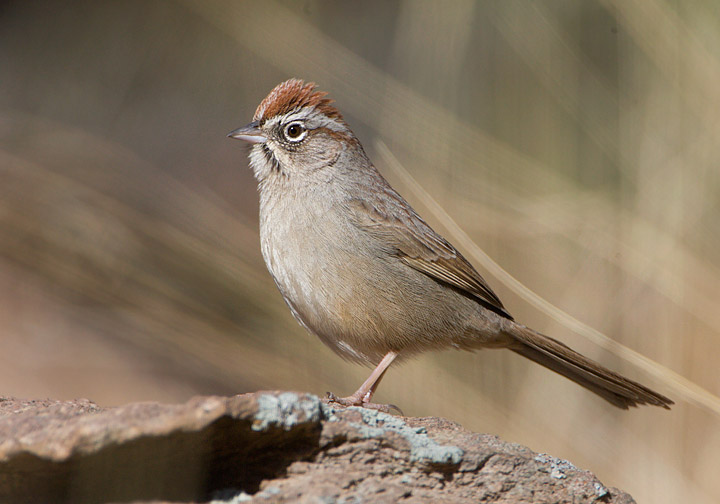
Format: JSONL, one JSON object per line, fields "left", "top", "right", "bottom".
{"left": 253, "top": 79, "right": 344, "bottom": 124}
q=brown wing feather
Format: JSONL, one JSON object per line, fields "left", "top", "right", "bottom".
{"left": 347, "top": 187, "right": 513, "bottom": 320}
{"left": 399, "top": 255, "right": 511, "bottom": 319}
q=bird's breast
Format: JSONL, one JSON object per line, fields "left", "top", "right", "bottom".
{"left": 257, "top": 188, "right": 395, "bottom": 362}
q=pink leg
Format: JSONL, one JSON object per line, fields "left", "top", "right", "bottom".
{"left": 326, "top": 351, "right": 402, "bottom": 414}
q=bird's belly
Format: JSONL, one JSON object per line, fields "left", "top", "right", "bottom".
{"left": 261, "top": 227, "right": 382, "bottom": 362}
{"left": 261, "top": 230, "right": 482, "bottom": 364}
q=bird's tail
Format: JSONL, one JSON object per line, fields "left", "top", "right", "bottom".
{"left": 506, "top": 324, "right": 673, "bottom": 409}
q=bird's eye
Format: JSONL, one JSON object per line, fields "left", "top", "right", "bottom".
{"left": 284, "top": 122, "right": 306, "bottom": 141}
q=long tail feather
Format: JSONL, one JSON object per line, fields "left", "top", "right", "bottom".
{"left": 507, "top": 324, "right": 673, "bottom": 409}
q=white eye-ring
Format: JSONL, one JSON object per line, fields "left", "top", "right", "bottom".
{"left": 284, "top": 122, "right": 307, "bottom": 142}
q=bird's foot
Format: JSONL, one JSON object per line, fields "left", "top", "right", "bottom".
{"left": 324, "top": 391, "right": 404, "bottom": 415}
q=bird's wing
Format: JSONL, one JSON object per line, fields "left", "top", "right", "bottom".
{"left": 347, "top": 189, "right": 513, "bottom": 320}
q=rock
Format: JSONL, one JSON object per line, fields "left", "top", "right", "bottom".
{"left": 0, "top": 392, "right": 634, "bottom": 503}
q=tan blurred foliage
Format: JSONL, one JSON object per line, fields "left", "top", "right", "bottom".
{"left": 1, "top": 1, "right": 719, "bottom": 502}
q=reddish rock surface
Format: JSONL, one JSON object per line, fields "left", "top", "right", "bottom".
{"left": 0, "top": 392, "right": 634, "bottom": 503}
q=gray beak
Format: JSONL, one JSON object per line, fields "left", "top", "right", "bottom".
{"left": 227, "top": 121, "right": 267, "bottom": 144}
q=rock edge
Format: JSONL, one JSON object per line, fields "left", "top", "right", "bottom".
{"left": 0, "top": 392, "right": 634, "bottom": 503}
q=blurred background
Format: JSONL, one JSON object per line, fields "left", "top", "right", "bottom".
{"left": 1, "top": 0, "right": 719, "bottom": 502}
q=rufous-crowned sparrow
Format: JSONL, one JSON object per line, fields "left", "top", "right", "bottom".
{"left": 229, "top": 79, "right": 672, "bottom": 413}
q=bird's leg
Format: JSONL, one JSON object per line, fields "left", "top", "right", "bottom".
{"left": 326, "top": 351, "right": 403, "bottom": 414}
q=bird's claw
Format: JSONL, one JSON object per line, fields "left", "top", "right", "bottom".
{"left": 324, "top": 391, "right": 404, "bottom": 415}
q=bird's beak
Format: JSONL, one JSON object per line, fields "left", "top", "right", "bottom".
{"left": 227, "top": 121, "right": 267, "bottom": 144}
